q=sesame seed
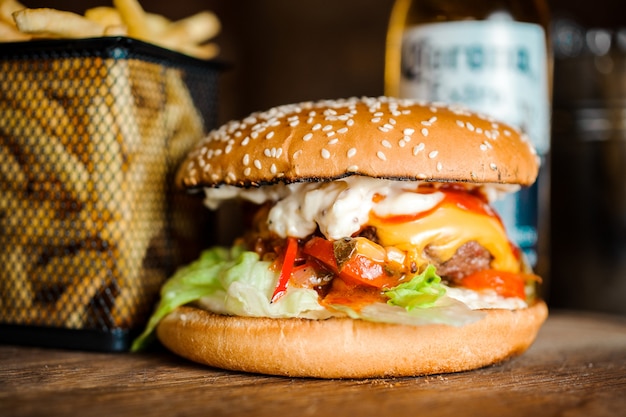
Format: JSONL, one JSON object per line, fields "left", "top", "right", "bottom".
{"left": 377, "top": 151, "right": 387, "bottom": 161}
{"left": 436, "top": 162, "right": 443, "bottom": 171}
{"left": 399, "top": 139, "right": 406, "bottom": 148}
{"left": 321, "top": 148, "right": 331, "bottom": 159}
{"left": 312, "top": 123, "right": 322, "bottom": 131}
{"left": 476, "top": 127, "right": 483, "bottom": 134}
{"left": 428, "top": 150, "right": 439, "bottom": 159}
{"left": 290, "top": 120, "right": 300, "bottom": 127}
{"left": 371, "top": 117, "right": 381, "bottom": 123}
{"left": 456, "top": 120, "right": 465, "bottom": 128}
{"left": 480, "top": 144, "right": 488, "bottom": 151}
{"left": 326, "top": 131, "right": 336, "bottom": 137}
{"left": 322, "top": 125, "right": 333, "bottom": 132}
{"left": 466, "top": 122, "right": 475, "bottom": 132}
{"left": 242, "top": 136, "right": 250, "bottom": 146}
{"left": 383, "top": 123, "right": 394, "bottom": 130}
{"left": 421, "top": 127, "right": 429, "bottom": 137}
{"left": 347, "top": 165, "right": 359, "bottom": 172}
{"left": 227, "top": 172, "right": 236, "bottom": 182}
{"left": 328, "top": 138, "right": 339, "bottom": 145}
{"left": 254, "top": 159, "right": 262, "bottom": 169}
{"left": 403, "top": 128, "right": 415, "bottom": 135}
{"left": 337, "top": 127, "right": 348, "bottom": 134}
{"left": 243, "top": 154, "right": 250, "bottom": 165}
{"left": 346, "top": 119, "right": 355, "bottom": 127}
{"left": 303, "top": 133, "right": 313, "bottom": 141}
{"left": 403, "top": 135, "right": 411, "bottom": 143}
{"left": 266, "top": 131, "right": 275, "bottom": 139}
{"left": 276, "top": 148, "right": 283, "bottom": 158}
{"left": 251, "top": 131, "right": 259, "bottom": 139}
{"left": 293, "top": 150, "right": 302, "bottom": 159}
{"left": 378, "top": 126, "right": 390, "bottom": 133}
{"left": 347, "top": 148, "right": 357, "bottom": 158}
{"left": 244, "top": 167, "right": 251, "bottom": 176}
{"left": 307, "top": 117, "right": 314, "bottom": 124}
{"left": 413, "top": 143, "right": 425, "bottom": 155}
{"left": 428, "top": 116, "right": 438, "bottom": 124}
{"left": 264, "top": 148, "right": 271, "bottom": 157}
{"left": 504, "top": 130, "right": 511, "bottom": 136}
{"left": 270, "top": 164, "right": 277, "bottom": 174}
{"left": 389, "top": 118, "right": 396, "bottom": 125}
{"left": 490, "top": 163, "right": 498, "bottom": 170}
{"left": 374, "top": 112, "right": 383, "bottom": 117}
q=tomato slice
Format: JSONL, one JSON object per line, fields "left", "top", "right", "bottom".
{"left": 460, "top": 269, "right": 528, "bottom": 299}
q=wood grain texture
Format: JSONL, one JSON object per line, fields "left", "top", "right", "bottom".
{"left": 1, "top": 310, "right": 625, "bottom": 417}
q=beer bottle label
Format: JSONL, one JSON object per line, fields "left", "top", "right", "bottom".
{"left": 399, "top": 20, "right": 550, "bottom": 266}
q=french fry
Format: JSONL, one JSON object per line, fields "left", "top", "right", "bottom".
{"left": 145, "top": 12, "right": 170, "bottom": 35}
{"left": 0, "top": 19, "right": 28, "bottom": 40}
{"left": 103, "top": 24, "right": 127, "bottom": 36}
{"left": 52, "top": 271, "right": 107, "bottom": 329}
{"left": 176, "top": 42, "right": 219, "bottom": 60}
{"left": 0, "top": 141, "right": 26, "bottom": 186}
{"left": 0, "top": 0, "right": 24, "bottom": 26}
{"left": 13, "top": 8, "right": 106, "bottom": 38}
{"left": 84, "top": 6, "right": 122, "bottom": 28}
{"left": 159, "top": 11, "right": 220, "bottom": 47}
{"left": 164, "top": 67, "right": 206, "bottom": 162}
{"left": 112, "top": 0, "right": 151, "bottom": 41}
{"left": 0, "top": 237, "right": 35, "bottom": 321}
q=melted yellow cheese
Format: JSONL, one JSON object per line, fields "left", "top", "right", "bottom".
{"left": 368, "top": 203, "right": 519, "bottom": 273}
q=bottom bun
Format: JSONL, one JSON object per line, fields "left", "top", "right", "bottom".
{"left": 156, "top": 301, "right": 548, "bottom": 379}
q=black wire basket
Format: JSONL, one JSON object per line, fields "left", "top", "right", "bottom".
{"left": 0, "top": 37, "right": 222, "bottom": 351}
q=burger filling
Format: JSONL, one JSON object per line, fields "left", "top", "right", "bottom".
{"left": 132, "top": 176, "right": 540, "bottom": 350}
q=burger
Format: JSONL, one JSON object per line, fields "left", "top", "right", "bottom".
{"left": 132, "top": 96, "right": 548, "bottom": 378}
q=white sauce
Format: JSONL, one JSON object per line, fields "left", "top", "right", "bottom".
{"left": 203, "top": 176, "right": 516, "bottom": 240}
{"left": 445, "top": 287, "right": 527, "bottom": 309}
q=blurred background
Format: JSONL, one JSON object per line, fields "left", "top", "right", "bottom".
{"left": 24, "top": 0, "right": 626, "bottom": 316}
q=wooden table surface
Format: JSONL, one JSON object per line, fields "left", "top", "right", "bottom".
{"left": 1, "top": 309, "right": 626, "bottom": 417}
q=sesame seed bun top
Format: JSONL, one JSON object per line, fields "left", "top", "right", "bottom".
{"left": 176, "top": 96, "right": 539, "bottom": 189}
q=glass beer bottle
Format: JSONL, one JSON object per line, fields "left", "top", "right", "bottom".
{"left": 385, "top": 0, "right": 552, "bottom": 278}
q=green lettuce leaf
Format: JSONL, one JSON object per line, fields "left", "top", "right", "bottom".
{"left": 383, "top": 264, "right": 446, "bottom": 310}
{"left": 131, "top": 246, "right": 246, "bottom": 351}
{"left": 131, "top": 245, "right": 330, "bottom": 351}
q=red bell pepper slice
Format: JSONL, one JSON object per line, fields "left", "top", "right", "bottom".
{"left": 271, "top": 237, "right": 299, "bottom": 303}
